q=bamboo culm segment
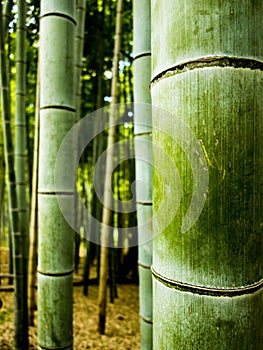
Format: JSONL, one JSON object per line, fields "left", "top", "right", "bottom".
{"left": 38, "top": 1, "right": 76, "bottom": 349}
{"left": 152, "top": 67, "right": 263, "bottom": 350}
{"left": 151, "top": 0, "right": 263, "bottom": 79}
{"left": 152, "top": 68, "right": 262, "bottom": 288}
{"left": 153, "top": 279, "right": 262, "bottom": 349}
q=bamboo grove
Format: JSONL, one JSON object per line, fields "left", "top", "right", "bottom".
{"left": 0, "top": 1, "right": 262, "bottom": 349}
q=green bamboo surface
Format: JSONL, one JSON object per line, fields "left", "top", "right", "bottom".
{"left": 38, "top": 1, "right": 76, "bottom": 349}
{"left": 151, "top": 0, "right": 263, "bottom": 349}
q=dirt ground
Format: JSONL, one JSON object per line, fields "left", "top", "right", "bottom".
{"left": 0, "top": 283, "right": 140, "bottom": 349}
{"left": 0, "top": 248, "right": 140, "bottom": 349}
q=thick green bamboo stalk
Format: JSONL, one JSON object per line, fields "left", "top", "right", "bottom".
{"left": 151, "top": 1, "right": 263, "bottom": 349}
{"left": 0, "top": 2, "right": 28, "bottom": 349}
{"left": 98, "top": 0, "right": 123, "bottom": 335}
{"left": 133, "top": 0, "right": 152, "bottom": 349}
{"left": 38, "top": 1, "right": 76, "bottom": 349}
{"left": 14, "top": 0, "right": 28, "bottom": 340}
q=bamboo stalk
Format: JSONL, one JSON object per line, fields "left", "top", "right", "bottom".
{"left": 38, "top": 2, "right": 76, "bottom": 349}
{"left": 14, "top": 0, "right": 28, "bottom": 341}
{"left": 74, "top": 0, "right": 86, "bottom": 275}
{"left": 0, "top": 2, "right": 28, "bottom": 348}
{"left": 151, "top": 1, "right": 263, "bottom": 348}
{"left": 133, "top": 0, "right": 152, "bottom": 348}
{"left": 75, "top": 0, "right": 86, "bottom": 122}
{"left": 98, "top": 0, "right": 124, "bottom": 335}
{"left": 83, "top": 0, "right": 105, "bottom": 296}
{"left": 3, "top": 0, "right": 14, "bottom": 37}
{"left": 28, "top": 57, "right": 39, "bottom": 327}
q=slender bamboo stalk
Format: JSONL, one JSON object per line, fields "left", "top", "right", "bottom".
{"left": 133, "top": 0, "right": 152, "bottom": 348}
{"left": 96, "top": 3, "right": 104, "bottom": 111}
{"left": 8, "top": 212, "right": 13, "bottom": 285}
{"left": 3, "top": 0, "right": 13, "bottom": 290}
{"left": 98, "top": 0, "right": 123, "bottom": 335}
{"left": 3, "top": 0, "right": 14, "bottom": 37}
{"left": 83, "top": 1, "right": 105, "bottom": 296}
{"left": 14, "top": 0, "right": 28, "bottom": 340}
{"left": 0, "top": 142, "right": 4, "bottom": 214}
{"left": 151, "top": 1, "right": 263, "bottom": 349}
{"left": 75, "top": 0, "right": 86, "bottom": 122}
{"left": 28, "top": 58, "right": 39, "bottom": 327}
{"left": 0, "top": 148, "right": 5, "bottom": 251}
{"left": 0, "top": 2, "right": 28, "bottom": 348}
{"left": 74, "top": 0, "right": 86, "bottom": 274}
{"left": 38, "top": 1, "right": 76, "bottom": 349}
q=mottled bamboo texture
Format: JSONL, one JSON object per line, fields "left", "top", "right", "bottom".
{"left": 133, "top": 0, "right": 153, "bottom": 349}
{"left": 38, "top": 1, "right": 76, "bottom": 349}
{"left": 151, "top": 1, "right": 263, "bottom": 349}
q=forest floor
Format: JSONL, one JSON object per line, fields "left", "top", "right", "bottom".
{"left": 0, "top": 247, "right": 140, "bottom": 349}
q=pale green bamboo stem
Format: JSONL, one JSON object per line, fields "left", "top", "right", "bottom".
{"left": 133, "top": 0, "right": 152, "bottom": 348}
{"left": 38, "top": 1, "right": 76, "bottom": 349}
{"left": 151, "top": 1, "right": 263, "bottom": 349}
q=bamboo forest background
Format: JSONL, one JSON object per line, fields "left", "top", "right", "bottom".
{"left": 0, "top": 2, "right": 135, "bottom": 273}
{"left": 0, "top": 0, "right": 138, "bottom": 347}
